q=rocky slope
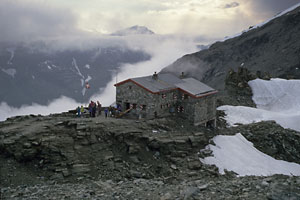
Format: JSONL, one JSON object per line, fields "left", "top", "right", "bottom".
{"left": 162, "top": 5, "right": 300, "bottom": 91}
{"left": 1, "top": 113, "right": 299, "bottom": 199}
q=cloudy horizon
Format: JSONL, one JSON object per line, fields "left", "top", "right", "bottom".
{"left": 0, "top": 0, "right": 299, "bottom": 42}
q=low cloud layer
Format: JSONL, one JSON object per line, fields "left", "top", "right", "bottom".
{"left": 0, "top": 96, "right": 79, "bottom": 121}
{"left": 0, "top": 34, "right": 199, "bottom": 121}
{"left": 90, "top": 35, "right": 198, "bottom": 106}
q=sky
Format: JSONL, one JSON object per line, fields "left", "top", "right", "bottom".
{"left": 0, "top": 0, "right": 299, "bottom": 42}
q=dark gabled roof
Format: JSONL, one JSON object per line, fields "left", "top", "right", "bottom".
{"left": 132, "top": 73, "right": 180, "bottom": 92}
{"left": 115, "top": 73, "right": 217, "bottom": 98}
{"left": 174, "top": 78, "right": 215, "bottom": 96}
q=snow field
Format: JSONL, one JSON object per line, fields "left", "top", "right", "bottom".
{"left": 201, "top": 78, "right": 300, "bottom": 176}
{"left": 201, "top": 133, "right": 300, "bottom": 176}
{"left": 219, "top": 78, "right": 300, "bottom": 132}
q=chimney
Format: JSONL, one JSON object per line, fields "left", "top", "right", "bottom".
{"left": 152, "top": 71, "right": 158, "bottom": 80}
{"left": 180, "top": 72, "right": 185, "bottom": 79}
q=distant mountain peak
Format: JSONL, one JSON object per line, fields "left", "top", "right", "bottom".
{"left": 111, "top": 25, "right": 155, "bottom": 36}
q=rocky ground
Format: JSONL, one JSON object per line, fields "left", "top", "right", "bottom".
{"left": 1, "top": 112, "right": 300, "bottom": 199}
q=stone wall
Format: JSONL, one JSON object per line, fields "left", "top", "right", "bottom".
{"left": 193, "top": 95, "right": 217, "bottom": 126}
{"left": 116, "top": 81, "right": 217, "bottom": 126}
{"left": 116, "top": 81, "right": 178, "bottom": 119}
{"left": 177, "top": 92, "right": 217, "bottom": 126}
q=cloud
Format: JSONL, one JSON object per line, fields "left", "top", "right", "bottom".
{"left": 1, "top": 0, "right": 297, "bottom": 42}
{"left": 247, "top": 0, "right": 299, "bottom": 14}
{"left": 0, "top": 96, "right": 80, "bottom": 121}
{"left": 223, "top": 2, "right": 240, "bottom": 9}
{"left": 0, "top": 0, "right": 81, "bottom": 42}
{"left": 238, "top": 0, "right": 300, "bottom": 21}
{"left": 0, "top": 34, "right": 201, "bottom": 120}
{"left": 89, "top": 34, "right": 199, "bottom": 106}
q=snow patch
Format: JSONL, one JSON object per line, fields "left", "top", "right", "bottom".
{"left": 85, "top": 75, "right": 92, "bottom": 82}
{"left": 85, "top": 64, "right": 90, "bottom": 69}
{"left": 1, "top": 68, "right": 17, "bottom": 78}
{"left": 219, "top": 78, "right": 300, "bottom": 132}
{"left": 72, "top": 58, "right": 91, "bottom": 96}
{"left": 218, "top": 106, "right": 300, "bottom": 132}
{"left": 72, "top": 58, "right": 84, "bottom": 79}
{"left": 248, "top": 78, "right": 300, "bottom": 113}
{"left": 6, "top": 48, "right": 15, "bottom": 65}
{"left": 81, "top": 87, "right": 86, "bottom": 96}
{"left": 81, "top": 76, "right": 92, "bottom": 96}
{"left": 201, "top": 133, "right": 300, "bottom": 176}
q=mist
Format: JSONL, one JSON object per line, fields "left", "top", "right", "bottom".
{"left": 0, "top": 34, "right": 200, "bottom": 121}
{"left": 0, "top": 96, "right": 79, "bottom": 121}
{"left": 90, "top": 35, "right": 199, "bottom": 106}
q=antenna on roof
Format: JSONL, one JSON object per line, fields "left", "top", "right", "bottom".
{"left": 180, "top": 72, "right": 185, "bottom": 79}
{"left": 152, "top": 71, "right": 158, "bottom": 80}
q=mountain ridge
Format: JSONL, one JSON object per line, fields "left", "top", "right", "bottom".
{"left": 161, "top": 4, "right": 300, "bottom": 91}
{"left": 111, "top": 25, "right": 155, "bottom": 36}
{"left": 0, "top": 42, "right": 150, "bottom": 107}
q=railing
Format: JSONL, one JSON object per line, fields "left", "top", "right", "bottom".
{"left": 116, "top": 107, "right": 133, "bottom": 118}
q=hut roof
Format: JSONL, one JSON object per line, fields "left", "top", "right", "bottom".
{"left": 115, "top": 73, "right": 217, "bottom": 98}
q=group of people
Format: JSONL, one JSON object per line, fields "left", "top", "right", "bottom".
{"left": 88, "top": 101, "right": 102, "bottom": 117}
{"left": 103, "top": 104, "right": 122, "bottom": 118}
{"left": 76, "top": 101, "right": 102, "bottom": 118}
{"left": 76, "top": 101, "right": 122, "bottom": 118}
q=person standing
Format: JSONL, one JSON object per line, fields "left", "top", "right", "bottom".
{"left": 76, "top": 106, "right": 81, "bottom": 117}
{"left": 80, "top": 105, "right": 84, "bottom": 117}
{"left": 92, "top": 102, "right": 96, "bottom": 117}
{"left": 88, "top": 101, "right": 92, "bottom": 117}
{"left": 97, "top": 101, "right": 102, "bottom": 116}
{"left": 109, "top": 106, "right": 112, "bottom": 117}
{"left": 104, "top": 108, "right": 108, "bottom": 118}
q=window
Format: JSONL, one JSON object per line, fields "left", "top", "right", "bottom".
{"left": 128, "top": 86, "right": 132, "bottom": 90}
{"left": 133, "top": 104, "right": 137, "bottom": 109}
{"left": 142, "top": 105, "right": 147, "bottom": 110}
{"left": 177, "top": 106, "right": 184, "bottom": 113}
{"left": 184, "top": 94, "right": 189, "bottom": 99}
{"left": 162, "top": 94, "right": 166, "bottom": 99}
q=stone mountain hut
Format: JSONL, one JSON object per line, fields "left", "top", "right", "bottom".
{"left": 114, "top": 72, "right": 218, "bottom": 127}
